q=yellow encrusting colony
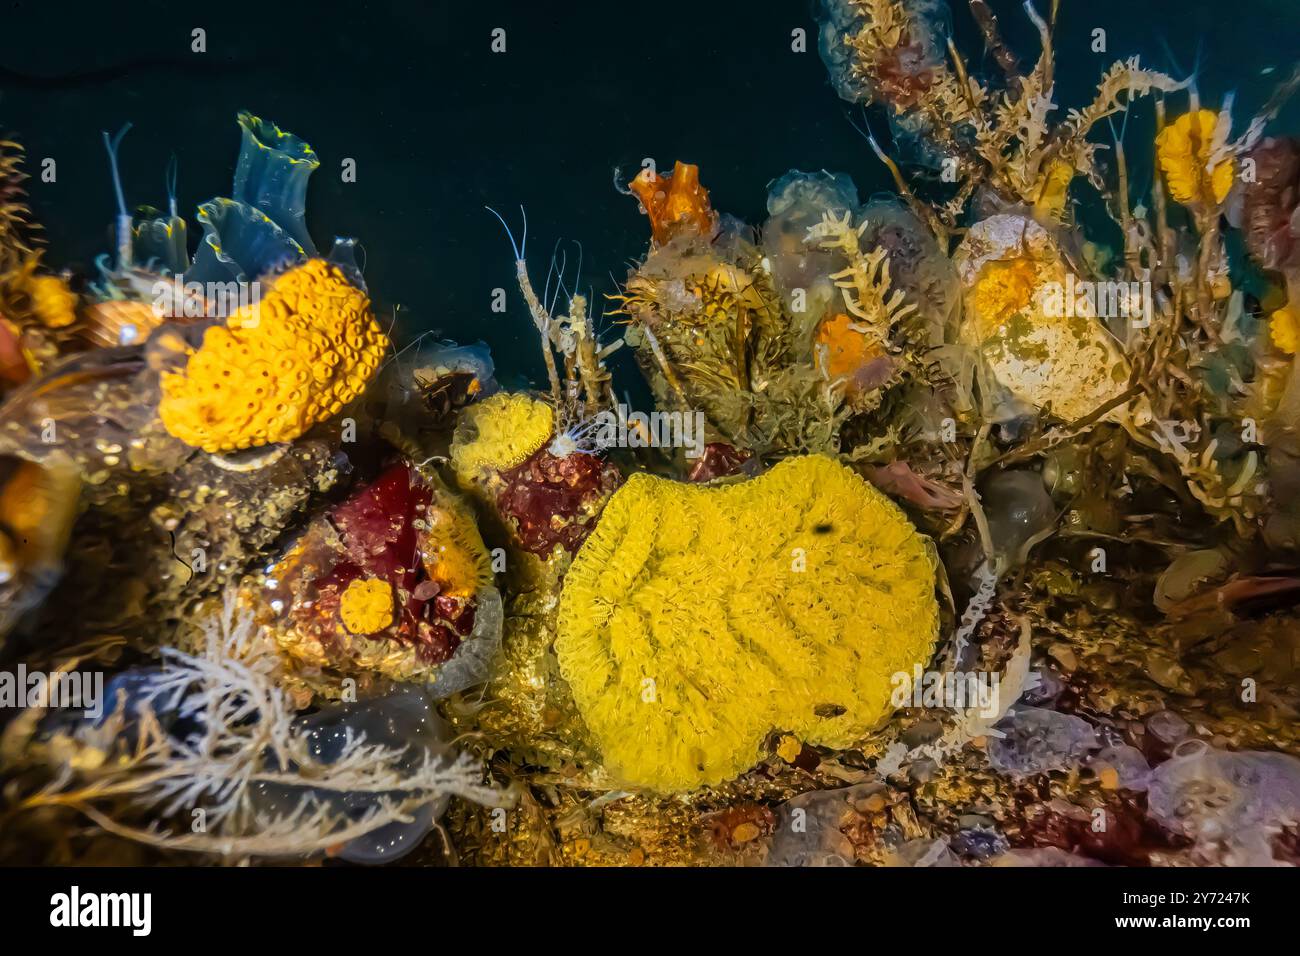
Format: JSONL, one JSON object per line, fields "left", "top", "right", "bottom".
{"left": 1156, "top": 110, "right": 1236, "bottom": 206}
{"left": 158, "top": 259, "right": 388, "bottom": 452}
{"left": 449, "top": 392, "right": 554, "bottom": 481}
{"left": 555, "top": 455, "right": 940, "bottom": 792}
{"left": 1270, "top": 307, "right": 1299, "bottom": 355}
{"left": 420, "top": 497, "right": 495, "bottom": 598}
{"left": 338, "top": 577, "right": 395, "bottom": 635}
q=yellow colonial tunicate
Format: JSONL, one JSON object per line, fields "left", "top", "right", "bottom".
{"left": 970, "top": 257, "right": 1039, "bottom": 339}
{"left": 1032, "top": 158, "right": 1076, "bottom": 220}
{"left": 555, "top": 455, "right": 939, "bottom": 792}
{"left": 11, "top": 256, "right": 78, "bottom": 328}
{"left": 450, "top": 392, "right": 554, "bottom": 481}
{"left": 421, "top": 498, "right": 494, "bottom": 599}
{"left": 158, "top": 259, "right": 387, "bottom": 453}
{"left": 1156, "top": 110, "right": 1235, "bottom": 206}
{"left": 338, "top": 577, "right": 394, "bottom": 635}
{"left": 1270, "top": 307, "right": 1299, "bottom": 355}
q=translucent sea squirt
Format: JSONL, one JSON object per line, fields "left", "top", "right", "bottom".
{"left": 232, "top": 110, "right": 320, "bottom": 255}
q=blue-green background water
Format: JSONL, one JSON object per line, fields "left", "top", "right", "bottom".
{"left": 1, "top": 0, "right": 1297, "bottom": 391}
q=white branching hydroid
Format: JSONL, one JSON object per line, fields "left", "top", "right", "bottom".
{"left": 24, "top": 592, "right": 506, "bottom": 859}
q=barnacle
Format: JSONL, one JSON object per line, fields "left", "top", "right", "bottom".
{"left": 79, "top": 299, "right": 160, "bottom": 349}
{"left": 628, "top": 161, "right": 718, "bottom": 245}
{"left": 616, "top": 254, "right": 782, "bottom": 336}
{"left": 1157, "top": 110, "right": 1236, "bottom": 206}
{"left": 339, "top": 577, "right": 394, "bottom": 635}
{"left": 158, "top": 258, "right": 387, "bottom": 452}
{"left": 555, "top": 455, "right": 939, "bottom": 792}
{"left": 449, "top": 392, "right": 554, "bottom": 482}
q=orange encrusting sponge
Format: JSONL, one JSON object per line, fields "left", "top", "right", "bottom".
{"left": 158, "top": 258, "right": 388, "bottom": 453}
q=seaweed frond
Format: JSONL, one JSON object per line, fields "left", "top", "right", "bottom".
{"left": 0, "top": 137, "right": 40, "bottom": 275}
{"left": 1053, "top": 56, "right": 1189, "bottom": 188}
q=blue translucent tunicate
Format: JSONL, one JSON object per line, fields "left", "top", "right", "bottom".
{"left": 815, "top": 0, "right": 962, "bottom": 170}
{"left": 949, "top": 825, "right": 1009, "bottom": 861}
{"left": 56, "top": 666, "right": 201, "bottom": 750}
{"left": 857, "top": 198, "right": 960, "bottom": 345}
{"left": 326, "top": 236, "right": 368, "bottom": 291}
{"left": 428, "top": 589, "right": 503, "bottom": 701}
{"left": 132, "top": 212, "right": 190, "bottom": 276}
{"left": 1090, "top": 745, "right": 1152, "bottom": 791}
{"left": 766, "top": 169, "right": 860, "bottom": 219}
{"left": 232, "top": 111, "right": 320, "bottom": 256}
{"left": 815, "top": 0, "right": 950, "bottom": 106}
{"left": 94, "top": 113, "right": 334, "bottom": 289}
{"left": 766, "top": 783, "right": 883, "bottom": 866}
{"left": 884, "top": 107, "right": 957, "bottom": 173}
{"left": 415, "top": 341, "right": 500, "bottom": 400}
{"left": 761, "top": 169, "right": 860, "bottom": 321}
{"left": 980, "top": 469, "right": 1056, "bottom": 569}
{"left": 1145, "top": 709, "right": 1190, "bottom": 745}
{"left": 93, "top": 668, "right": 165, "bottom": 728}
{"left": 55, "top": 668, "right": 464, "bottom": 865}
{"left": 992, "top": 847, "right": 1106, "bottom": 867}
{"left": 890, "top": 837, "right": 958, "bottom": 867}
{"left": 815, "top": 0, "right": 874, "bottom": 105}
{"left": 187, "top": 197, "right": 306, "bottom": 284}
{"left": 131, "top": 155, "right": 189, "bottom": 275}
{"left": 340, "top": 803, "right": 438, "bottom": 864}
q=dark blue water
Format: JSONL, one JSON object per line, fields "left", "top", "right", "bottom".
{"left": 2, "top": 0, "right": 1297, "bottom": 389}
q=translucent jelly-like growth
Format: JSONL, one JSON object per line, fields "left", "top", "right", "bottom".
{"left": 251, "top": 688, "right": 454, "bottom": 864}
{"left": 232, "top": 111, "right": 320, "bottom": 256}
